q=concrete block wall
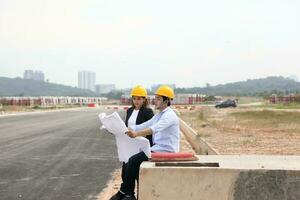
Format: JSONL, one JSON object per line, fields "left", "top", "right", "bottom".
{"left": 139, "top": 155, "right": 300, "bottom": 200}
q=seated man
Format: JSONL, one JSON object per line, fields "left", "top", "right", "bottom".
{"left": 110, "top": 86, "right": 180, "bottom": 200}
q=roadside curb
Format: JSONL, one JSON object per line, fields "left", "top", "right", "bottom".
{"left": 179, "top": 118, "right": 219, "bottom": 155}
{"left": 174, "top": 108, "right": 218, "bottom": 155}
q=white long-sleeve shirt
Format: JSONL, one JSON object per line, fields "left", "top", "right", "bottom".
{"left": 129, "top": 107, "right": 180, "bottom": 153}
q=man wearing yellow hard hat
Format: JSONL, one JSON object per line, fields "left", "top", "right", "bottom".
{"left": 110, "top": 85, "right": 179, "bottom": 200}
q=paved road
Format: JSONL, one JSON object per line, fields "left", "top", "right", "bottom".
{"left": 0, "top": 108, "right": 122, "bottom": 200}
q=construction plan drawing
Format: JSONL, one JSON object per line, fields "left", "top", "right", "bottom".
{"left": 98, "top": 112, "right": 151, "bottom": 163}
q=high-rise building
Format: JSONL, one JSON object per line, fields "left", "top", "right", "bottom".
{"left": 95, "top": 84, "right": 116, "bottom": 94}
{"left": 78, "top": 71, "right": 96, "bottom": 92}
{"left": 23, "top": 70, "right": 45, "bottom": 81}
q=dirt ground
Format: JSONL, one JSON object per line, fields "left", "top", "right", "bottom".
{"left": 97, "top": 132, "right": 194, "bottom": 200}
{"left": 179, "top": 105, "right": 300, "bottom": 155}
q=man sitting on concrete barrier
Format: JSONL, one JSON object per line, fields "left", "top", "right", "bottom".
{"left": 110, "top": 85, "right": 180, "bottom": 200}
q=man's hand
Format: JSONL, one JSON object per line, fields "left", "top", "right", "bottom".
{"left": 126, "top": 129, "right": 137, "bottom": 138}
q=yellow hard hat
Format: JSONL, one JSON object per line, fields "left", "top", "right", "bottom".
{"left": 155, "top": 85, "right": 174, "bottom": 99}
{"left": 131, "top": 85, "right": 147, "bottom": 97}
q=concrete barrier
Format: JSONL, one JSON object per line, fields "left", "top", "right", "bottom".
{"left": 180, "top": 119, "right": 218, "bottom": 155}
{"left": 139, "top": 155, "right": 300, "bottom": 200}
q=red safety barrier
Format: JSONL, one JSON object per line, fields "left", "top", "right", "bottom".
{"left": 151, "top": 152, "right": 198, "bottom": 162}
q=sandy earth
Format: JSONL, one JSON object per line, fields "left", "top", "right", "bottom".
{"left": 179, "top": 106, "right": 300, "bottom": 155}
{"left": 96, "top": 132, "right": 194, "bottom": 200}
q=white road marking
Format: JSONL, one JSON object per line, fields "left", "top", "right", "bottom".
{"left": 48, "top": 174, "right": 80, "bottom": 180}
{"left": 16, "top": 177, "right": 32, "bottom": 182}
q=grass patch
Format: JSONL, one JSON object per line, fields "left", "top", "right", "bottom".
{"left": 236, "top": 97, "right": 264, "bottom": 104}
{"left": 197, "top": 110, "right": 205, "bottom": 121}
{"left": 258, "top": 103, "right": 300, "bottom": 109}
{"left": 199, "top": 132, "right": 211, "bottom": 137}
{"left": 1, "top": 105, "right": 27, "bottom": 112}
{"left": 182, "top": 108, "right": 212, "bottom": 122}
{"left": 230, "top": 110, "right": 300, "bottom": 125}
{"left": 242, "top": 138, "right": 257, "bottom": 145}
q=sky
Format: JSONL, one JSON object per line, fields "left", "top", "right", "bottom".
{"left": 0, "top": 0, "right": 299, "bottom": 89}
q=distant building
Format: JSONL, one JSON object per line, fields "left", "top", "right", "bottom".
{"left": 95, "top": 84, "right": 116, "bottom": 94}
{"left": 151, "top": 84, "right": 176, "bottom": 92}
{"left": 23, "top": 70, "right": 45, "bottom": 81}
{"left": 78, "top": 71, "right": 96, "bottom": 92}
{"left": 269, "top": 93, "right": 300, "bottom": 104}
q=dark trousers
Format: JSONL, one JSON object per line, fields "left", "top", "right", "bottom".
{"left": 120, "top": 151, "right": 149, "bottom": 195}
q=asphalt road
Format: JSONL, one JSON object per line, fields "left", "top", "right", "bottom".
{"left": 0, "top": 108, "right": 122, "bottom": 200}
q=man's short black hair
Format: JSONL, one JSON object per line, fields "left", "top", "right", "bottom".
{"left": 162, "top": 96, "right": 171, "bottom": 106}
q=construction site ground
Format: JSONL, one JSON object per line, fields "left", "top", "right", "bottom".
{"left": 179, "top": 105, "right": 300, "bottom": 155}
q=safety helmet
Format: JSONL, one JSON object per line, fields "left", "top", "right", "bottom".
{"left": 131, "top": 85, "right": 147, "bottom": 97}
{"left": 155, "top": 85, "right": 174, "bottom": 99}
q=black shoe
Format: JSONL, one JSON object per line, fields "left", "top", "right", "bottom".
{"left": 121, "top": 195, "right": 137, "bottom": 200}
{"left": 109, "top": 191, "right": 125, "bottom": 200}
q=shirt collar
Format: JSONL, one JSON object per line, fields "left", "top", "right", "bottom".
{"left": 160, "top": 106, "right": 171, "bottom": 113}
